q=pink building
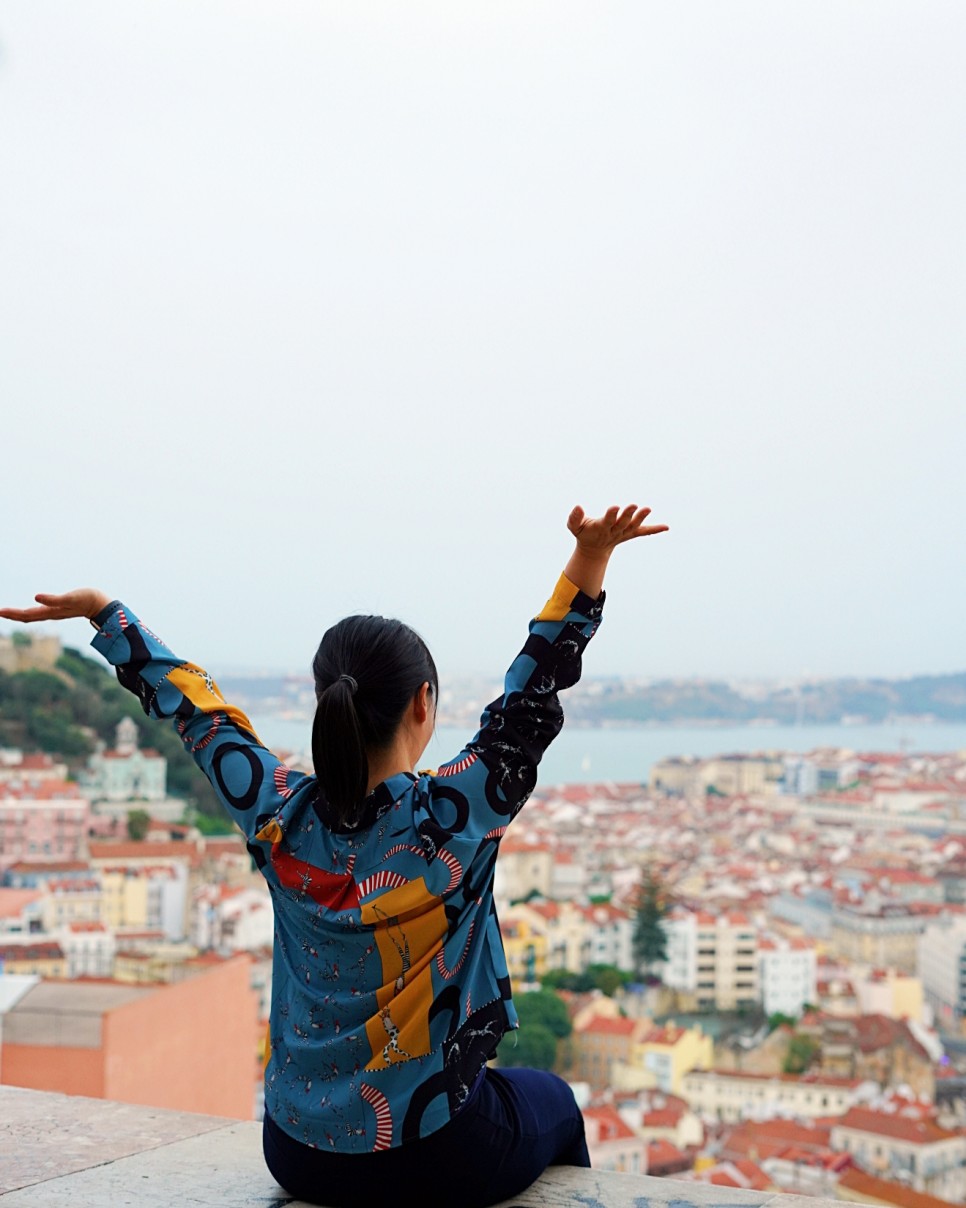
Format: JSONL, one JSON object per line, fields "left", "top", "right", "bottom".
{"left": 0, "top": 780, "right": 90, "bottom": 867}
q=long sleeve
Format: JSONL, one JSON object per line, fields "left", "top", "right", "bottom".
{"left": 90, "top": 601, "right": 306, "bottom": 842}
{"left": 428, "top": 573, "right": 604, "bottom": 837}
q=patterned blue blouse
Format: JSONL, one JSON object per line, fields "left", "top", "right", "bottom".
{"left": 91, "top": 574, "right": 603, "bottom": 1153}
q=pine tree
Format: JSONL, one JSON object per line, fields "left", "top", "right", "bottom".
{"left": 632, "top": 868, "right": 668, "bottom": 978}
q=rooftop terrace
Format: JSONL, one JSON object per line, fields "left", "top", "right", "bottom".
{"left": 0, "top": 1086, "right": 845, "bottom": 1208}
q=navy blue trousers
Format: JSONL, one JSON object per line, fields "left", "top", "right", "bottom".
{"left": 263, "top": 1067, "right": 591, "bottom": 1208}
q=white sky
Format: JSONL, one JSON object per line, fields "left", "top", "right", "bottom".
{"left": 1, "top": 2, "right": 964, "bottom": 680}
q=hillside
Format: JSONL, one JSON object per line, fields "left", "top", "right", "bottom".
{"left": 0, "top": 642, "right": 224, "bottom": 817}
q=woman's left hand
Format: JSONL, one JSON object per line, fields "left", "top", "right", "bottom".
{"left": 0, "top": 589, "right": 111, "bottom": 624}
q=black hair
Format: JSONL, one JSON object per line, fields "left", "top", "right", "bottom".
{"left": 311, "top": 615, "right": 438, "bottom": 829}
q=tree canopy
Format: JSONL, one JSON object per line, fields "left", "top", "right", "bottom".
{"left": 632, "top": 867, "right": 669, "bottom": 977}
{"left": 496, "top": 989, "right": 572, "bottom": 1070}
{"left": 542, "top": 964, "right": 630, "bottom": 997}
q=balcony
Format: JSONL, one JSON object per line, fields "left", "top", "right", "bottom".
{"left": 0, "top": 1085, "right": 845, "bottom": 1207}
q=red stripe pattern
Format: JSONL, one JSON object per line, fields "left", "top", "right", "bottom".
{"left": 483, "top": 826, "right": 507, "bottom": 841}
{"left": 273, "top": 764, "right": 296, "bottom": 799}
{"left": 360, "top": 1083, "right": 393, "bottom": 1151}
{"left": 356, "top": 870, "right": 408, "bottom": 899}
{"left": 436, "top": 922, "right": 474, "bottom": 980}
{"left": 188, "top": 713, "right": 223, "bottom": 752}
{"left": 436, "top": 848, "right": 463, "bottom": 892}
{"left": 435, "top": 752, "right": 478, "bottom": 777}
{"left": 384, "top": 844, "right": 426, "bottom": 861}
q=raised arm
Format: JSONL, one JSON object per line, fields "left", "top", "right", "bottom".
{"left": 0, "top": 590, "right": 303, "bottom": 843}
{"left": 427, "top": 504, "right": 667, "bottom": 836}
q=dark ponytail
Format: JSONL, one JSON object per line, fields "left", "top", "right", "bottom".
{"left": 311, "top": 616, "right": 438, "bottom": 829}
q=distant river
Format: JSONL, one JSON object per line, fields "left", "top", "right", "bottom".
{"left": 255, "top": 718, "right": 966, "bottom": 787}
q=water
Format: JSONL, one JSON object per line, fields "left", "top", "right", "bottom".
{"left": 254, "top": 717, "right": 966, "bottom": 786}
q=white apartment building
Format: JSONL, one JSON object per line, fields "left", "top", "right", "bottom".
{"left": 58, "top": 921, "right": 116, "bottom": 978}
{"left": 493, "top": 841, "right": 554, "bottom": 906}
{"left": 683, "top": 1069, "right": 863, "bottom": 1124}
{"left": 550, "top": 850, "right": 588, "bottom": 901}
{"left": 193, "top": 885, "right": 273, "bottom": 953}
{"left": 918, "top": 914, "right": 966, "bottom": 1032}
{"left": 663, "top": 910, "right": 759, "bottom": 1011}
{"left": 830, "top": 901, "right": 927, "bottom": 975}
{"left": 582, "top": 902, "right": 634, "bottom": 973}
{"left": 831, "top": 1107, "right": 966, "bottom": 1203}
{"left": 759, "top": 936, "right": 816, "bottom": 1017}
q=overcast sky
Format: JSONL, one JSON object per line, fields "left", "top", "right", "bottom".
{"left": 1, "top": 2, "right": 963, "bottom": 681}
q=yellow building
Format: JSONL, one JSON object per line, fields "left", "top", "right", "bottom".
{"left": 113, "top": 942, "right": 199, "bottom": 984}
{"left": 499, "top": 906, "right": 548, "bottom": 988}
{"left": 99, "top": 868, "right": 152, "bottom": 931}
{"left": 616, "top": 1020, "right": 713, "bottom": 1095}
{"left": 516, "top": 900, "right": 589, "bottom": 973}
{"left": 41, "top": 879, "right": 102, "bottom": 932}
{"left": 0, "top": 939, "right": 67, "bottom": 978}
{"left": 855, "top": 968, "right": 924, "bottom": 1022}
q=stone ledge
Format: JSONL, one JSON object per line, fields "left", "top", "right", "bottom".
{"left": 0, "top": 1086, "right": 842, "bottom": 1207}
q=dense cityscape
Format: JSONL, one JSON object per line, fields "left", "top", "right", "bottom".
{"left": 2, "top": 632, "right": 966, "bottom": 1205}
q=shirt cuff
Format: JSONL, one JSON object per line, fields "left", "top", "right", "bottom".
{"left": 536, "top": 574, "right": 605, "bottom": 623}
{"left": 90, "top": 599, "right": 124, "bottom": 630}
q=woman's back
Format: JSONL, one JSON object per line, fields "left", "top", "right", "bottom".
{"left": 237, "top": 571, "right": 605, "bottom": 1150}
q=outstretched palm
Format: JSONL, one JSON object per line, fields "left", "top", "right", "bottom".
{"left": 567, "top": 505, "right": 668, "bottom": 553}
{"left": 0, "top": 589, "right": 110, "bottom": 624}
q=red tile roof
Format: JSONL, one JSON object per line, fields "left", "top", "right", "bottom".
{"left": 583, "top": 1105, "right": 637, "bottom": 1143}
{"left": 837, "top": 1167, "right": 962, "bottom": 1208}
{"left": 836, "top": 1107, "right": 957, "bottom": 1145}
{"left": 0, "top": 781, "right": 87, "bottom": 801}
{"left": 579, "top": 1014, "right": 640, "bottom": 1037}
{"left": 699, "top": 1159, "right": 771, "bottom": 1191}
{"left": 646, "top": 1138, "right": 688, "bottom": 1169}
{"left": 89, "top": 841, "right": 196, "bottom": 861}
{"left": 0, "top": 940, "right": 64, "bottom": 961}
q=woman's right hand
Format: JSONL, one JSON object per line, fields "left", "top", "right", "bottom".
{"left": 0, "top": 589, "right": 112, "bottom": 624}
{"left": 567, "top": 504, "right": 668, "bottom": 553}
{"left": 564, "top": 504, "right": 668, "bottom": 598}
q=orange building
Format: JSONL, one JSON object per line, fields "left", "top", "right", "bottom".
{"left": 572, "top": 1013, "right": 648, "bottom": 1090}
{"left": 0, "top": 955, "right": 256, "bottom": 1119}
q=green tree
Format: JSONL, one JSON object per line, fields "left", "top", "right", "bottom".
{"left": 497, "top": 989, "right": 572, "bottom": 1070}
{"left": 516, "top": 989, "right": 572, "bottom": 1038}
{"left": 127, "top": 809, "right": 151, "bottom": 841}
{"left": 632, "top": 868, "right": 668, "bottom": 977}
{"left": 498, "top": 1023, "right": 557, "bottom": 1070}
{"left": 541, "top": 966, "right": 629, "bottom": 996}
{"left": 542, "top": 969, "right": 592, "bottom": 993}
{"left": 783, "top": 1033, "right": 819, "bottom": 1074}
{"left": 182, "top": 809, "right": 237, "bottom": 837}
{"left": 586, "top": 964, "right": 629, "bottom": 997}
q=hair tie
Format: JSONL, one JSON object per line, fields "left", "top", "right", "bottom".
{"left": 338, "top": 674, "right": 358, "bottom": 695}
